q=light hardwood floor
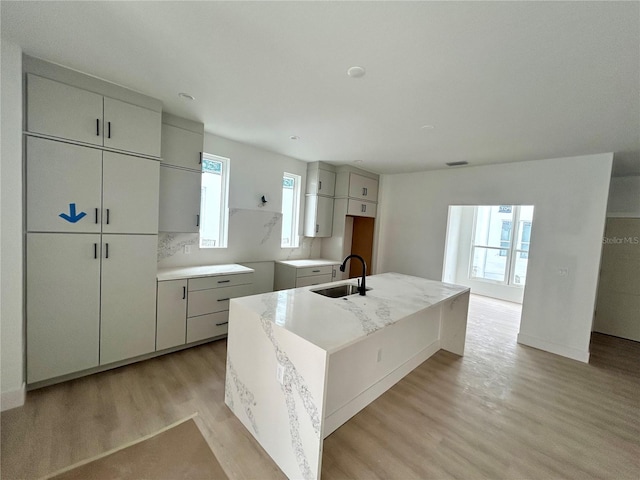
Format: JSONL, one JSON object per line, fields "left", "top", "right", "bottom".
{"left": 2, "top": 295, "right": 639, "bottom": 479}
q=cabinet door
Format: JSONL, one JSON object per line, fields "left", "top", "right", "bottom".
{"left": 347, "top": 199, "right": 377, "bottom": 218}
{"left": 103, "top": 97, "right": 161, "bottom": 157}
{"left": 304, "top": 195, "right": 334, "bottom": 237}
{"left": 156, "top": 280, "right": 187, "bottom": 351}
{"left": 159, "top": 166, "right": 201, "bottom": 232}
{"left": 27, "top": 74, "right": 103, "bottom": 146}
{"left": 348, "top": 173, "right": 379, "bottom": 201}
{"left": 26, "top": 137, "right": 102, "bottom": 233}
{"left": 102, "top": 152, "right": 160, "bottom": 234}
{"left": 27, "top": 233, "right": 101, "bottom": 383}
{"left": 100, "top": 234, "right": 158, "bottom": 365}
{"left": 317, "top": 169, "right": 336, "bottom": 196}
{"left": 161, "top": 123, "right": 203, "bottom": 170}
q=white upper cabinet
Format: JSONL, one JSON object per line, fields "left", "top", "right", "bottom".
{"left": 27, "top": 137, "right": 102, "bottom": 233}
{"left": 161, "top": 123, "right": 204, "bottom": 170}
{"left": 103, "top": 98, "right": 161, "bottom": 157}
{"left": 102, "top": 152, "right": 160, "bottom": 234}
{"left": 304, "top": 195, "right": 334, "bottom": 237}
{"left": 27, "top": 74, "right": 104, "bottom": 147}
{"left": 306, "top": 167, "right": 336, "bottom": 197}
{"left": 348, "top": 173, "right": 379, "bottom": 202}
{"left": 159, "top": 166, "right": 201, "bottom": 233}
{"left": 347, "top": 199, "right": 377, "bottom": 218}
{"left": 27, "top": 74, "right": 161, "bottom": 157}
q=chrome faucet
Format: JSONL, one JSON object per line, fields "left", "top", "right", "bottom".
{"left": 339, "top": 254, "right": 367, "bottom": 296}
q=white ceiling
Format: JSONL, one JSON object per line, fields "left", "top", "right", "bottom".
{"left": 2, "top": 1, "right": 639, "bottom": 176}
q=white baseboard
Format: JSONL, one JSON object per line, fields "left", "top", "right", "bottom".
{"left": 1, "top": 383, "right": 26, "bottom": 411}
{"left": 323, "top": 339, "right": 441, "bottom": 438}
{"left": 517, "top": 333, "right": 590, "bottom": 363}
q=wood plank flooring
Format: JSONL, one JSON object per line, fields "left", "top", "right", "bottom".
{"left": 2, "top": 294, "right": 639, "bottom": 479}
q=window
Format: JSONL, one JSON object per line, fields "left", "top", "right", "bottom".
{"left": 281, "top": 173, "right": 301, "bottom": 248}
{"left": 200, "top": 153, "right": 229, "bottom": 248}
{"left": 469, "top": 205, "right": 534, "bottom": 286}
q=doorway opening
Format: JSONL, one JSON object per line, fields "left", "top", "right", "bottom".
{"left": 443, "top": 204, "right": 534, "bottom": 306}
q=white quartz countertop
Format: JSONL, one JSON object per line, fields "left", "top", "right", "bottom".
{"left": 275, "top": 259, "right": 340, "bottom": 267}
{"left": 157, "top": 264, "right": 254, "bottom": 281}
{"left": 230, "top": 272, "right": 469, "bottom": 353}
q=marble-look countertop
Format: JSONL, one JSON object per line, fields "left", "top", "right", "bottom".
{"left": 157, "top": 264, "right": 254, "bottom": 281}
{"left": 230, "top": 272, "right": 469, "bottom": 353}
{"left": 275, "top": 259, "right": 340, "bottom": 267}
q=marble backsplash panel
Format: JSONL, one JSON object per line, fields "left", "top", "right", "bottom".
{"left": 157, "top": 207, "right": 322, "bottom": 268}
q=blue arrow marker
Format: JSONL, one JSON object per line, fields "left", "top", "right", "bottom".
{"left": 59, "top": 203, "right": 87, "bottom": 223}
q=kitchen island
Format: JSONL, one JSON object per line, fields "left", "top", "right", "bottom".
{"left": 225, "top": 273, "right": 470, "bottom": 480}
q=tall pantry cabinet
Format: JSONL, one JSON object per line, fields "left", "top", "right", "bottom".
{"left": 24, "top": 57, "right": 162, "bottom": 385}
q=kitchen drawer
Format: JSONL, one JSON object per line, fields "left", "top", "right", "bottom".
{"left": 188, "top": 272, "right": 253, "bottom": 291}
{"left": 188, "top": 283, "right": 253, "bottom": 317}
{"left": 347, "top": 199, "right": 377, "bottom": 218}
{"left": 296, "top": 265, "right": 334, "bottom": 278}
{"left": 187, "top": 311, "right": 228, "bottom": 343}
{"left": 296, "top": 274, "right": 333, "bottom": 288}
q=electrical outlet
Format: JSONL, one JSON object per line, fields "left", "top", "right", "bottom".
{"left": 558, "top": 268, "right": 569, "bottom": 276}
{"left": 184, "top": 244, "right": 191, "bottom": 254}
{"left": 276, "top": 363, "right": 285, "bottom": 384}
{"left": 377, "top": 348, "right": 383, "bottom": 363}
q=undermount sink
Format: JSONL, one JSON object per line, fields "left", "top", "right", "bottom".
{"left": 311, "top": 283, "right": 371, "bottom": 298}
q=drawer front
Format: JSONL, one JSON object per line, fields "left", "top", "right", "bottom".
{"left": 347, "top": 199, "right": 377, "bottom": 218}
{"left": 188, "top": 284, "right": 253, "bottom": 317}
{"left": 296, "top": 265, "right": 334, "bottom": 278}
{"left": 296, "top": 274, "right": 333, "bottom": 288}
{"left": 186, "top": 311, "right": 228, "bottom": 343}
{"left": 188, "top": 272, "right": 253, "bottom": 291}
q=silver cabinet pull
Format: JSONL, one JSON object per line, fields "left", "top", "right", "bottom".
{"left": 216, "top": 321, "right": 229, "bottom": 326}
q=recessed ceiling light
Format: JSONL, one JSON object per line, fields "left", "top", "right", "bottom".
{"left": 290, "top": 135, "right": 300, "bottom": 140}
{"left": 347, "top": 66, "right": 366, "bottom": 78}
{"left": 420, "top": 125, "right": 435, "bottom": 130}
{"left": 178, "top": 92, "right": 195, "bottom": 101}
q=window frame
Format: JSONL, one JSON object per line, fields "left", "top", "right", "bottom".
{"left": 281, "top": 172, "right": 301, "bottom": 248}
{"left": 199, "top": 153, "right": 230, "bottom": 249}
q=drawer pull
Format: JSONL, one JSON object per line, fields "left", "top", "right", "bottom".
{"left": 182, "top": 286, "right": 186, "bottom": 300}
{"left": 96, "top": 118, "right": 100, "bottom": 136}
{"left": 217, "top": 298, "right": 230, "bottom": 302}
{"left": 217, "top": 279, "right": 230, "bottom": 284}
{"left": 312, "top": 269, "right": 321, "bottom": 273}
{"left": 216, "top": 321, "right": 229, "bottom": 326}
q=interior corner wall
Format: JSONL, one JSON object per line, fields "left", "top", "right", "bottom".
{"left": 375, "top": 154, "right": 613, "bottom": 363}
{"left": 1, "top": 39, "right": 25, "bottom": 409}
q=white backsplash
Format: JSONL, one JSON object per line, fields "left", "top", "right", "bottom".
{"left": 157, "top": 207, "right": 322, "bottom": 268}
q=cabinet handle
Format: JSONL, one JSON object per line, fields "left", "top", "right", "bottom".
{"left": 106, "top": 208, "right": 110, "bottom": 225}
{"left": 217, "top": 279, "right": 230, "bottom": 284}
{"left": 199, "top": 152, "right": 202, "bottom": 165}
{"left": 182, "top": 286, "right": 186, "bottom": 300}
{"left": 105, "top": 243, "right": 109, "bottom": 259}
{"left": 95, "top": 208, "right": 99, "bottom": 224}
{"left": 96, "top": 119, "right": 100, "bottom": 136}
{"left": 361, "top": 204, "right": 366, "bottom": 213}
{"left": 94, "top": 243, "right": 98, "bottom": 259}
{"left": 318, "top": 180, "right": 322, "bottom": 191}
{"left": 107, "top": 121, "right": 111, "bottom": 139}
{"left": 362, "top": 187, "right": 367, "bottom": 196}
{"left": 312, "top": 269, "right": 321, "bottom": 273}
{"left": 215, "top": 321, "right": 229, "bottom": 326}
{"left": 217, "top": 298, "right": 230, "bottom": 302}
{"left": 316, "top": 224, "right": 319, "bottom": 234}
{"left": 196, "top": 214, "right": 200, "bottom": 227}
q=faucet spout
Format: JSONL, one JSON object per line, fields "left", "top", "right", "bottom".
{"left": 339, "top": 254, "right": 367, "bottom": 295}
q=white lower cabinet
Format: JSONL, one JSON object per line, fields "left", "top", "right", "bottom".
{"left": 155, "top": 271, "right": 254, "bottom": 348}
{"left": 274, "top": 261, "right": 339, "bottom": 290}
{"left": 27, "top": 234, "right": 101, "bottom": 384}
{"left": 156, "top": 280, "right": 188, "bottom": 351}
{"left": 26, "top": 233, "right": 158, "bottom": 383}
{"left": 99, "top": 234, "right": 158, "bottom": 365}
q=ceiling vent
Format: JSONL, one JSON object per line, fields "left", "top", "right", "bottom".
{"left": 446, "top": 161, "right": 469, "bottom": 167}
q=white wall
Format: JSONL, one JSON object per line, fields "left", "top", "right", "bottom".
{"left": 607, "top": 176, "right": 640, "bottom": 217}
{"left": 157, "top": 132, "right": 321, "bottom": 269}
{"left": 376, "top": 154, "right": 613, "bottom": 362}
{"left": 1, "top": 39, "right": 25, "bottom": 410}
